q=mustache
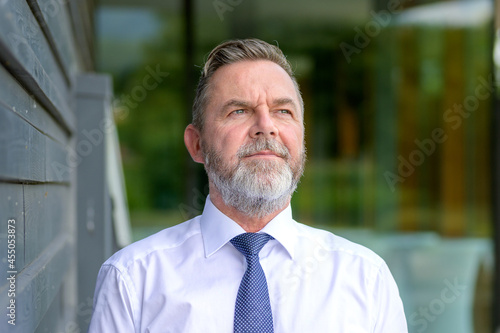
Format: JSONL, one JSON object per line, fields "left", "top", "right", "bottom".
{"left": 237, "top": 138, "right": 290, "bottom": 159}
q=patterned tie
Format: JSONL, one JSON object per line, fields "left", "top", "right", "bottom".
{"left": 230, "top": 233, "right": 274, "bottom": 333}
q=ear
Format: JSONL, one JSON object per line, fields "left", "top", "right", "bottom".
{"left": 184, "top": 124, "right": 204, "bottom": 164}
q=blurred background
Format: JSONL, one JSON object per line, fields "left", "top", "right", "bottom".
{"left": 96, "top": 0, "right": 495, "bottom": 332}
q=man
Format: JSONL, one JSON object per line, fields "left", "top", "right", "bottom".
{"left": 88, "top": 38, "right": 407, "bottom": 332}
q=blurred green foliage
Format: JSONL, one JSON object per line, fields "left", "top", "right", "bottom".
{"left": 99, "top": 2, "right": 493, "bottom": 237}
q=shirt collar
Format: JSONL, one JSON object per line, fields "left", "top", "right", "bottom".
{"left": 200, "top": 195, "right": 297, "bottom": 260}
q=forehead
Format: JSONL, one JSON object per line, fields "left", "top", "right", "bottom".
{"left": 208, "top": 60, "right": 299, "bottom": 105}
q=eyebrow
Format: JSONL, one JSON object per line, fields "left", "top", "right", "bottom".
{"left": 221, "top": 98, "right": 298, "bottom": 112}
{"left": 222, "top": 99, "right": 252, "bottom": 111}
{"left": 273, "top": 97, "right": 298, "bottom": 111}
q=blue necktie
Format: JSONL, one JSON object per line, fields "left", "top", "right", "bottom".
{"left": 230, "top": 233, "right": 274, "bottom": 333}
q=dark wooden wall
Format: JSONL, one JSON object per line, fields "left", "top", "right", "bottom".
{"left": 0, "top": 0, "right": 95, "bottom": 332}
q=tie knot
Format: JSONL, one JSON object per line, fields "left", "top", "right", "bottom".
{"left": 230, "top": 233, "right": 273, "bottom": 257}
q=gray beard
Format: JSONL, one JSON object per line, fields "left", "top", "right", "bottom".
{"left": 203, "top": 137, "right": 305, "bottom": 219}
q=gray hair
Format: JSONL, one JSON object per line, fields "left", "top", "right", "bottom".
{"left": 192, "top": 38, "right": 303, "bottom": 131}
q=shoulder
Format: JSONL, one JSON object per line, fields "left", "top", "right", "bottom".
{"left": 102, "top": 216, "right": 202, "bottom": 272}
{"left": 293, "top": 221, "right": 386, "bottom": 269}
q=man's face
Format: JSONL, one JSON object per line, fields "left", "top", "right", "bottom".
{"left": 199, "top": 60, "right": 306, "bottom": 217}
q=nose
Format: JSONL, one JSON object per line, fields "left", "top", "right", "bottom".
{"left": 250, "top": 110, "right": 278, "bottom": 139}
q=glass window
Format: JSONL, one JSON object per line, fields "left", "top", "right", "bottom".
{"left": 96, "top": 0, "right": 494, "bottom": 330}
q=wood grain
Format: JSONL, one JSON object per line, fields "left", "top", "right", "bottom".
{"left": 67, "top": 0, "right": 94, "bottom": 71}
{"left": 0, "top": 64, "right": 67, "bottom": 145}
{"left": 0, "top": 106, "right": 70, "bottom": 183}
{"left": 0, "top": 1, "right": 95, "bottom": 332}
{"left": 28, "top": 0, "right": 81, "bottom": 82}
{"left": 24, "top": 184, "right": 70, "bottom": 264}
{"left": 0, "top": 232, "right": 73, "bottom": 332}
{"left": 0, "top": 183, "right": 25, "bottom": 274}
{"left": 0, "top": 0, "right": 74, "bottom": 134}
{"left": 0, "top": 105, "right": 37, "bottom": 182}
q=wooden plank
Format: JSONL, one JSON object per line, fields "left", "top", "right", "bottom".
{"left": 0, "top": 0, "right": 75, "bottom": 134}
{"left": 24, "top": 184, "right": 70, "bottom": 265}
{"left": 67, "top": 0, "right": 94, "bottom": 71}
{"left": 34, "top": 274, "right": 78, "bottom": 333}
{"left": 0, "top": 232, "right": 73, "bottom": 332}
{"left": 45, "top": 183, "right": 72, "bottom": 235}
{"left": 24, "top": 184, "right": 48, "bottom": 266}
{"left": 34, "top": 284, "right": 63, "bottom": 333}
{"left": 28, "top": 0, "right": 81, "bottom": 81}
{"left": 45, "top": 136, "right": 72, "bottom": 183}
{"left": 0, "top": 183, "right": 25, "bottom": 275}
{"left": 34, "top": 273, "right": 78, "bottom": 333}
{"left": 76, "top": 74, "right": 114, "bottom": 332}
{"left": 0, "top": 106, "right": 70, "bottom": 183}
{"left": 0, "top": 105, "right": 44, "bottom": 182}
{"left": 0, "top": 62, "right": 68, "bottom": 145}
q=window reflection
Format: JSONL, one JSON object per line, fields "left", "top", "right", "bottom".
{"left": 96, "top": 0, "right": 494, "bottom": 331}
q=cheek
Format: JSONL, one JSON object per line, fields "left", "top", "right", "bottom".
{"left": 211, "top": 127, "right": 246, "bottom": 159}
{"left": 282, "top": 127, "right": 304, "bottom": 154}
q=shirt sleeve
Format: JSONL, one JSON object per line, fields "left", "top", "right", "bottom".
{"left": 88, "top": 264, "right": 137, "bottom": 333}
{"left": 372, "top": 262, "right": 408, "bottom": 333}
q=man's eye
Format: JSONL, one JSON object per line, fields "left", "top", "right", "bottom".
{"left": 278, "top": 109, "right": 291, "bottom": 114}
{"left": 232, "top": 109, "right": 245, "bottom": 115}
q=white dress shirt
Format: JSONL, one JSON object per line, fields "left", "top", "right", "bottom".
{"left": 88, "top": 196, "right": 407, "bottom": 333}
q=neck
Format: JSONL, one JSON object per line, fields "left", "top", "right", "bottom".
{"left": 209, "top": 184, "right": 290, "bottom": 233}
